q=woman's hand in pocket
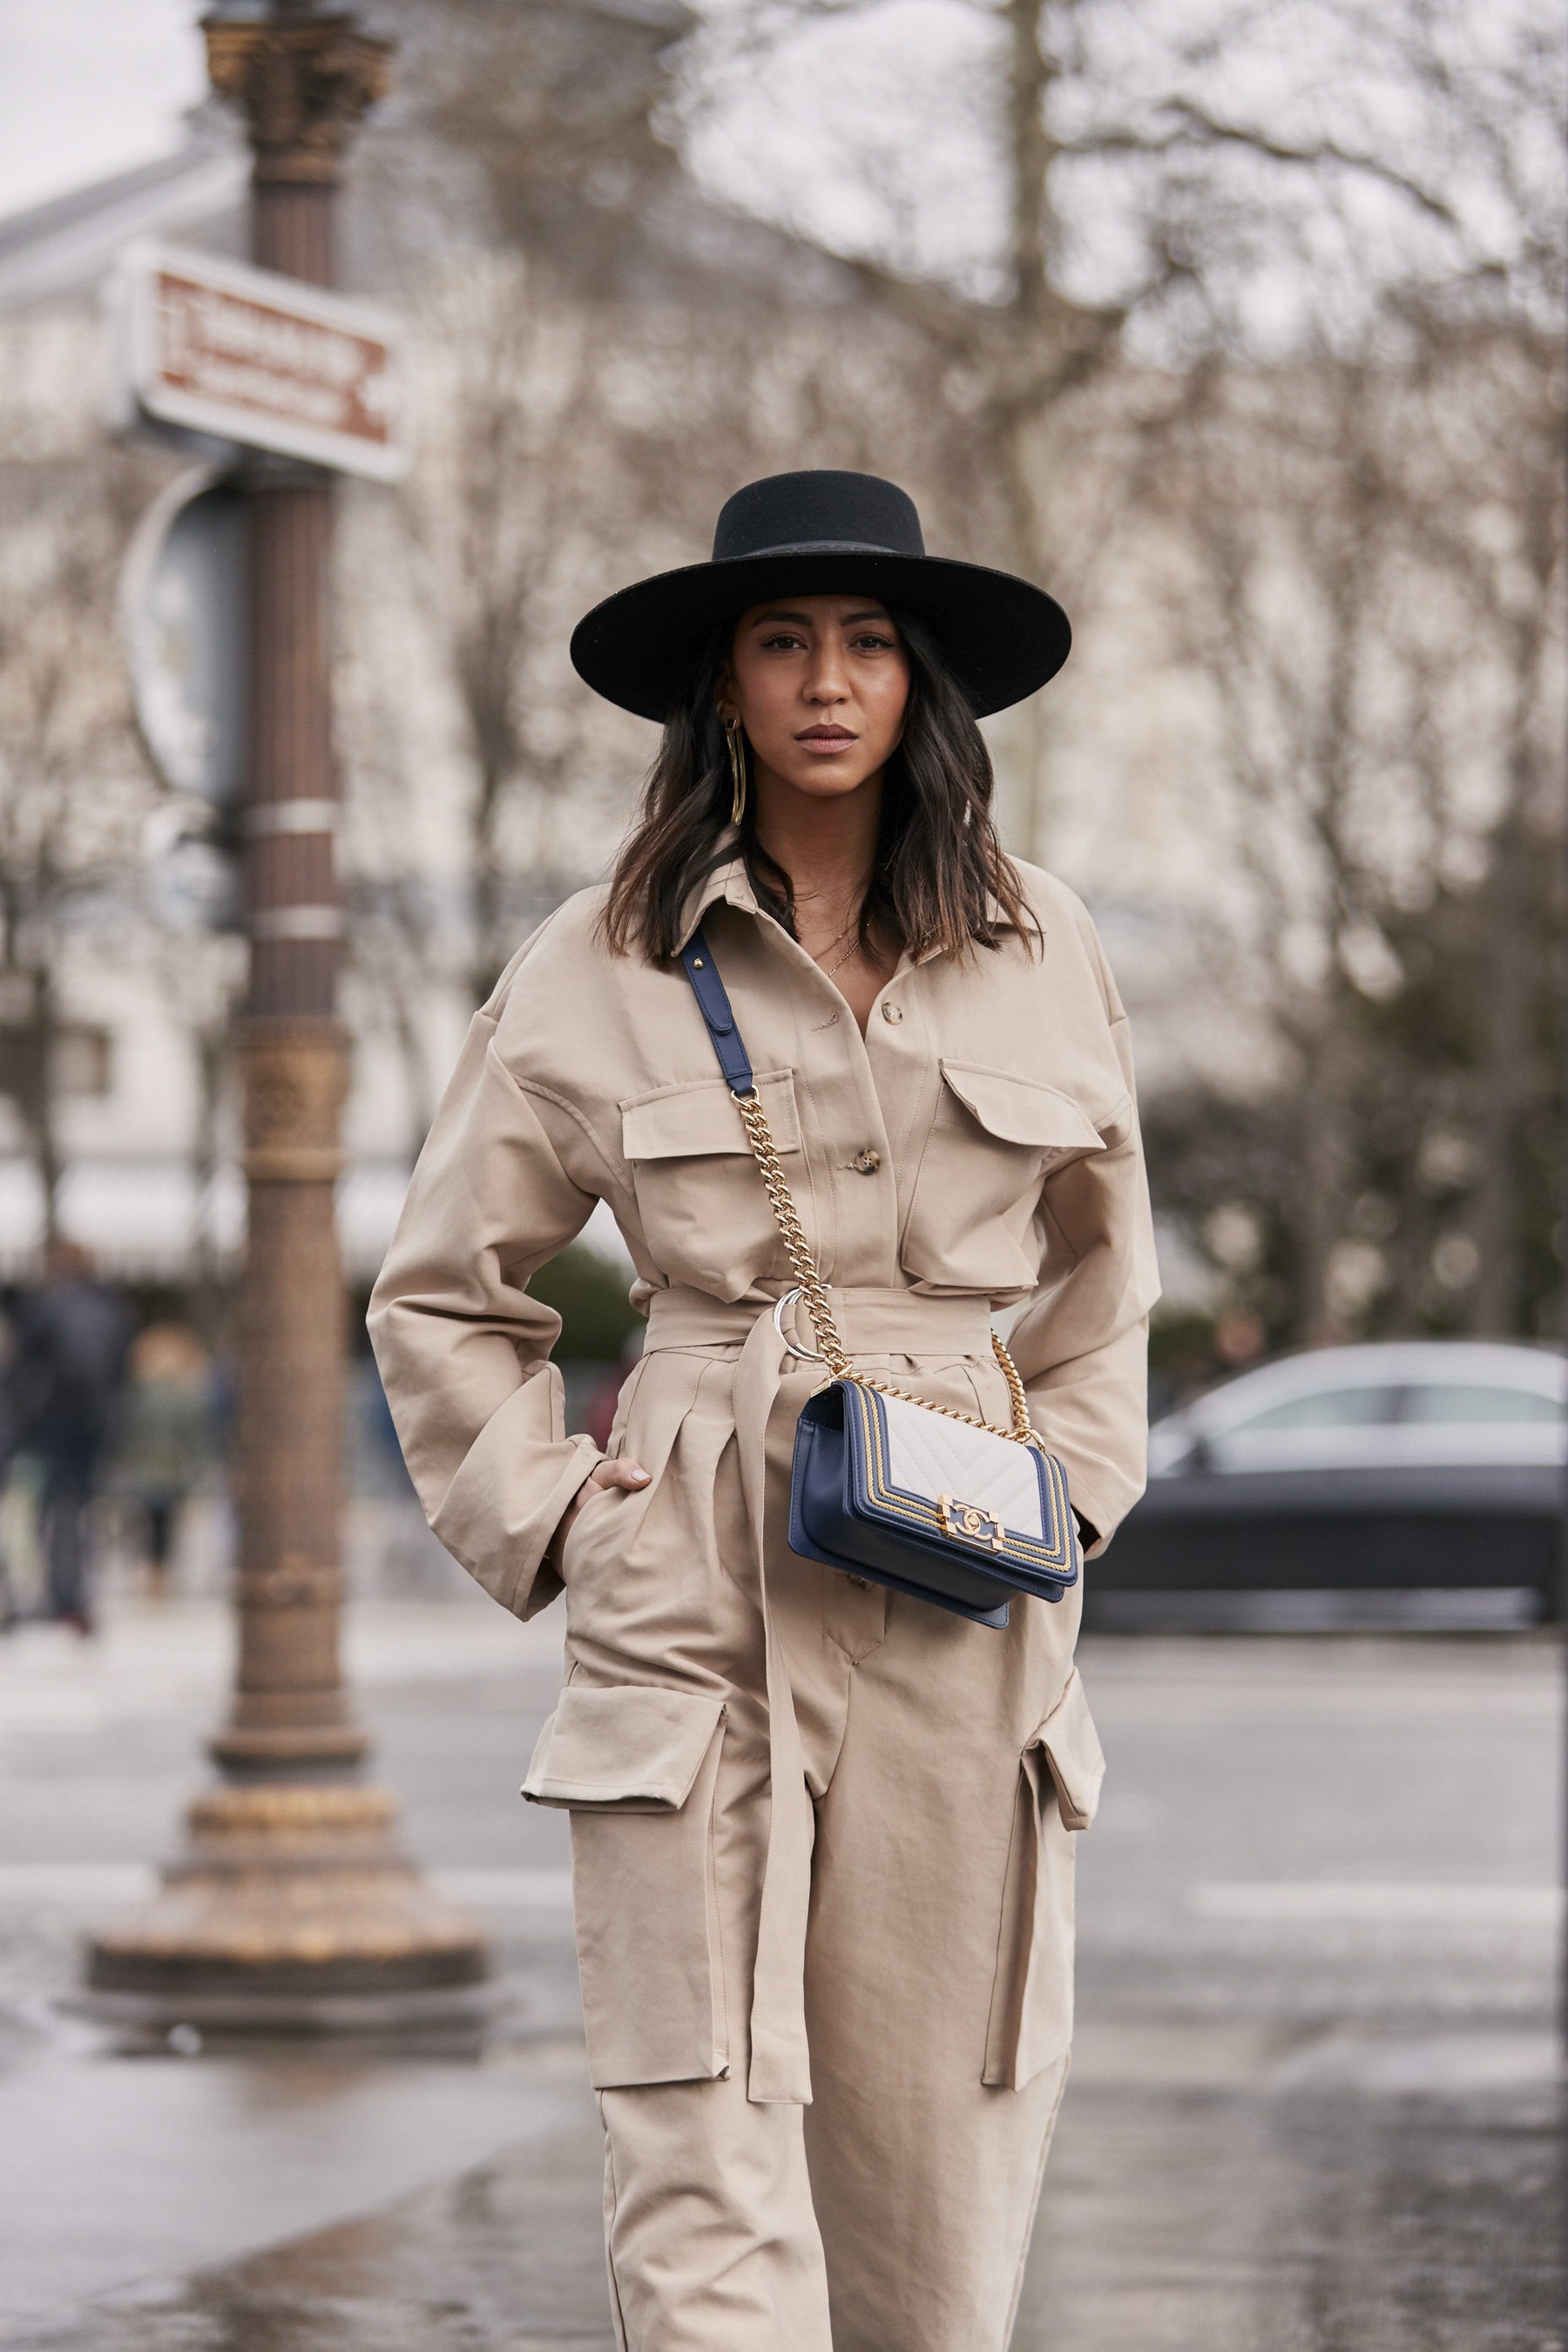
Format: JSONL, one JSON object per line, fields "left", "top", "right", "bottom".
{"left": 551, "top": 1457, "right": 650, "bottom": 1569}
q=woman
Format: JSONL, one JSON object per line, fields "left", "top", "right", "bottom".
{"left": 369, "top": 470, "right": 1158, "bottom": 2351}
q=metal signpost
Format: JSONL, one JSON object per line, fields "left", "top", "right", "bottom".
{"left": 90, "top": 0, "right": 486, "bottom": 2031}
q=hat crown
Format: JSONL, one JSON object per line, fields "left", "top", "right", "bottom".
{"left": 712, "top": 470, "right": 926, "bottom": 564}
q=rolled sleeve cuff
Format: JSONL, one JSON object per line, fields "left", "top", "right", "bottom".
{"left": 429, "top": 1404, "right": 605, "bottom": 1619}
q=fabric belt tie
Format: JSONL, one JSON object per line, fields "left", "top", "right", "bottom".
{"left": 641, "top": 1284, "right": 998, "bottom": 2105}
{"left": 643, "top": 1284, "right": 992, "bottom": 1361}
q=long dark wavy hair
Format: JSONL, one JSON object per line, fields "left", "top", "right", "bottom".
{"left": 600, "top": 607, "right": 1037, "bottom": 963}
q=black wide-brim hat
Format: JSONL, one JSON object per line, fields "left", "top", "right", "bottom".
{"left": 570, "top": 470, "right": 1071, "bottom": 723}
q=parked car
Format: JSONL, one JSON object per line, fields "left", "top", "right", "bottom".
{"left": 1091, "top": 1342, "right": 1565, "bottom": 1627}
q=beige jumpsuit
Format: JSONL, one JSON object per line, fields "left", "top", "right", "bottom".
{"left": 368, "top": 855, "right": 1158, "bottom": 2352}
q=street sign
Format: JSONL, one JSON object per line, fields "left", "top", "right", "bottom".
{"left": 119, "top": 463, "right": 247, "bottom": 807}
{"left": 119, "top": 462, "right": 247, "bottom": 932}
{"left": 111, "top": 240, "right": 410, "bottom": 482}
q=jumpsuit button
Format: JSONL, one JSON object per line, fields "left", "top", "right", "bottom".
{"left": 853, "top": 1149, "right": 882, "bottom": 1174}
{"left": 842, "top": 1573, "right": 873, "bottom": 1590}
{"left": 882, "top": 1003, "right": 902, "bottom": 1023}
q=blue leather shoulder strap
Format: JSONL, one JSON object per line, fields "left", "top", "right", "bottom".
{"left": 679, "top": 927, "right": 754, "bottom": 1095}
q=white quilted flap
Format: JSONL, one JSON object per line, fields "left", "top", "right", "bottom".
{"left": 878, "top": 1391, "right": 1044, "bottom": 1538}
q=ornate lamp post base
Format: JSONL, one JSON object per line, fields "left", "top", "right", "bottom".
{"left": 84, "top": 1786, "right": 488, "bottom": 2031}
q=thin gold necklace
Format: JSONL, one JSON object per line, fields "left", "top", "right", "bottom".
{"left": 813, "top": 916, "right": 860, "bottom": 978}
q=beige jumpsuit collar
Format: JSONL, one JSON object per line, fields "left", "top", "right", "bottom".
{"left": 671, "top": 850, "right": 1032, "bottom": 963}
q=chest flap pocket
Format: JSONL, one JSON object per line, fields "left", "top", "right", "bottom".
{"left": 621, "top": 1069, "right": 804, "bottom": 1302}
{"left": 902, "top": 1061, "right": 1109, "bottom": 1293}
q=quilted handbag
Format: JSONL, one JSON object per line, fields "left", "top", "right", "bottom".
{"left": 679, "top": 929, "right": 1081, "bottom": 1628}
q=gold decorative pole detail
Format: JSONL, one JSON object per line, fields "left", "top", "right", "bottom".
{"left": 87, "top": 0, "right": 487, "bottom": 2027}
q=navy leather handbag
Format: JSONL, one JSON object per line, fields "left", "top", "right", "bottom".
{"left": 680, "top": 929, "right": 1080, "bottom": 1629}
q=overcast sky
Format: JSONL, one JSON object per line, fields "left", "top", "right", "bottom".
{"left": 0, "top": 0, "right": 205, "bottom": 220}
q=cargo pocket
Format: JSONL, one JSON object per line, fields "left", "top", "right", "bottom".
{"left": 621, "top": 1069, "right": 806, "bottom": 1302}
{"left": 983, "top": 1666, "right": 1105, "bottom": 2090}
{"left": 523, "top": 1683, "right": 728, "bottom": 2088}
{"left": 902, "top": 1063, "right": 1109, "bottom": 1292}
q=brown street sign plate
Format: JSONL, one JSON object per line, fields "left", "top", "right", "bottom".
{"left": 112, "top": 240, "right": 411, "bottom": 483}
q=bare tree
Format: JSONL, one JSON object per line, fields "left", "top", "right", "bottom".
{"left": 672, "top": 0, "right": 1565, "bottom": 857}
{"left": 0, "top": 440, "right": 163, "bottom": 1244}
{"left": 353, "top": 0, "right": 698, "bottom": 297}
{"left": 1137, "top": 317, "right": 1564, "bottom": 1345}
{"left": 1399, "top": 313, "right": 1566, "bottom": 1334}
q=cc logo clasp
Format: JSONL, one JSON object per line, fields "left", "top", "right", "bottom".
{"left": 936, "top": 1495, "right": 1005, "bottom": 1551}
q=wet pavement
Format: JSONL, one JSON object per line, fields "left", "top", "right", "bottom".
{"left": 1, "top": 1536, "right": 1563, "bottom": 2349}
{"left": 2, "top": 2047, "right": 612, "bottom": 2352}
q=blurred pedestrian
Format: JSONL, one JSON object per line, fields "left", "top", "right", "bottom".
{"left": 112, "top": 1323, "right": 217, "bottom": 1597}
{"left": 372, "top": 474, "right": 1155, "bottom": 2351}
{"left": 11, "top": 1240, "right": 132, "bottom": 1635}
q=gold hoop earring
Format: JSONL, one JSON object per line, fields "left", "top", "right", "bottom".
{"left": 725, "top": 717, "right": 747, "bottom": 829}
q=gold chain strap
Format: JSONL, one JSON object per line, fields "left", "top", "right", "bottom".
{"left": 730, "top": 1086, "right": 1037, "bottom": 1448}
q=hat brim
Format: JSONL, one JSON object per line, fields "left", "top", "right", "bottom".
{"left": 569, "top": 550, "right": 1071, "bottom": 723}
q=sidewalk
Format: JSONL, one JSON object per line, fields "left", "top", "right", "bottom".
{"left": 1, "top": 1563, "right": 1563, "bottom": 2348}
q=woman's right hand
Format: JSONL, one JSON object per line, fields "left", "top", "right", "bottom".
{"left": 550, "top": 1456, "right": 650, "bottom": 1569}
